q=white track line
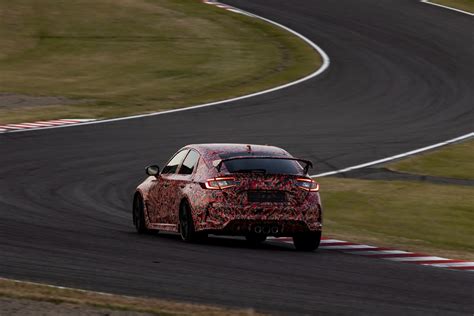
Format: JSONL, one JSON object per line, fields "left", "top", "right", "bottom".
{"left": 386, "top": 256, "right": 450, "bottom": 262}
{"left": 0, "top": 8, "right": 330, "bottom": 135}
{"left": 426, "top": 262, "right": 474, "bottom": 268}
{"left": 227, "top": 8, "right": 254, "bottom": 16}
{"left": 311, "top": 132, "right": 474, "bottom": 177}
{"left": 0, "top": 277, "right": 123, "bottom": 298}
{"left": 320, "top": 239, "right": 347, "bottom": 244}
{"left": 346, "top": 250, "right": 413, "bottom": 255}
{"left": 319, "top": 245, "right": 377, "bottom": 250}
{"left": 420, "top": 0, "right": 474, "bottom": 16}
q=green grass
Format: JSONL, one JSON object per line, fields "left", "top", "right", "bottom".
{"left": 387, "top": 140, "right": 474, "bottom": 180}
{"left": 317, "top": 140, "right": 474, "bottom": 260}
{"left": 0, "top": 0, "right": 321, "bottom": 124}
{"left": 431, "top": 0, "right": 474, "bottom": 13}
{"left": 319, "top": 177, "right": 474, "bottom": 260}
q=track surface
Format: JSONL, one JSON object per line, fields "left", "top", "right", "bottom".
{"left": 1, "top": 0, "right": 473, "bottom": 314}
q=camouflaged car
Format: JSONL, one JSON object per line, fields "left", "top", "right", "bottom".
{"left": 133, "top": 143, "right": 323, "bottom": 251}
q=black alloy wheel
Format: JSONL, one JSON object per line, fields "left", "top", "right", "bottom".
{"left": 179, "top": 202, "right": 202, "bottom": 242}
{"left": 133, "top": 195, "right": 150, "bottom": 234}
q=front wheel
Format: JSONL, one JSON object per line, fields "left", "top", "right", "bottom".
{"left": 133, "top": 195, "right": 150, "bottom": 234}
{"left": 293, "top": 231, "right": 321, "bottom": 251}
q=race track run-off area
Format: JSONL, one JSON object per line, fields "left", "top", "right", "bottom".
{"left": 0, "top": 0, "right": 473, "bottom": 315}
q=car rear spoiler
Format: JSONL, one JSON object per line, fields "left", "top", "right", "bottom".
{"left": 213, "top": 156, "right": 313, "bottom": 174}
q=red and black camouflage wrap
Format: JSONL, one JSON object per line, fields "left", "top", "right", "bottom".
{"left": 136, "top": 144, "right": 322, "bottom": 236}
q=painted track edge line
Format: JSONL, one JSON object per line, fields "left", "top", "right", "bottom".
{"left": 420, "top": 0, "right": 474, "bottom": 16}
{"left": 0, "top": 277, "right": 134, "bottom": 299}
{"left": 0, "top": 5, "right": 330, "bottom": 135}
{"left": 310, "top": 132, "right": 474, "bottom": 177}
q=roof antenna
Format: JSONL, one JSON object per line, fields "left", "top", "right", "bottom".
{"left": 246, "top": 145, "right": 252, "bottom": 153}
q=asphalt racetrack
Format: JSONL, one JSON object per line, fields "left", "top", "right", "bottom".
{"left": 1, "top": 0, "right": 473, "bottom": 314}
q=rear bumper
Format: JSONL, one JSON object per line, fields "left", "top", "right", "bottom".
{"left": 217, "top": 219, "right": 321, "bottom": 236}
{"left": 194, "top": 203, "right": 322, "bottom": 235}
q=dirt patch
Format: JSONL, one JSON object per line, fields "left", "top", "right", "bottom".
{"left": 0, "top": 278, "right": 261, "bottom": 316}
{"left": 0, "top": 94, "right": 88, "bottom": 109}
{"left": 1, "top": 297, "right": 154, "bottom": 316}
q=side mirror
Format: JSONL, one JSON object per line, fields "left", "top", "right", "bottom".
{"left": 145, "top": 165, "right": 160, "bottom": 177}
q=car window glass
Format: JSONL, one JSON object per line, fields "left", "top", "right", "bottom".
{"left": 222, "top": 158, "right": 303, "bottom": 175}
{"left": 179, "top": 150, "right": 200, "bottom": 175}
{"left": 162, "top": 150, "right": 189, "bottom": 174}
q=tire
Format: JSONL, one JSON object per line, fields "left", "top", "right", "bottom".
{"left": 245, "top": 234, "right": 267, "bottom": 245}
{"left": 293, "top": 231, "right": 321, "bottom": 251}
{"left": 133, "top": 194, "right": 150, "bottom": 234}
{"left": 179, "top": 201, "right": 203, "bottom": 242}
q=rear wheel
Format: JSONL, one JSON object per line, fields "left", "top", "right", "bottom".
{"left": 179, "top": 202, "right": 204, "bottom": 242}
{"left": 293, "top": 231, "right": 321, "bottom": 251}
{"left": 133, "top": 195, "right": 150, "bottom": 234}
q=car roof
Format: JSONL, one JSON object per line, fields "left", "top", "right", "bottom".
{"left": 185, "top": 143, "right": 291, "bottom": 159}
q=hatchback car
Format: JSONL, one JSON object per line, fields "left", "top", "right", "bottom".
{"left": 133, "top": 143, "right": 322, "bottom": 251}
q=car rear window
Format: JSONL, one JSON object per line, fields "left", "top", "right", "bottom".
{"left": 219, "top": 151, "right": 281, "bottom": 159}
{"left": 222, "top": 158, "right": 304, "bottom": 175}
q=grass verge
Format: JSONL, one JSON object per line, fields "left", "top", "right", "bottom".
{"left": 431, "top": 0, "right": 474, "bottom": 13}
{"left": 387, "top": 140, "right": 474, "bottom": 180}
{"left": 318, "top": 140, "right": 474, "bottom": 261}
{"left": 0, "top": 278, "right": 260, "bottom": 316}
{"left": 0, "top": 0, "right": 321, "bottom": 124}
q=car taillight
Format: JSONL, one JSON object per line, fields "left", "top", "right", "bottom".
{"left": 204, "top": 177, "right": 238, "bottom": 190}
{"left": 296, "top": 178, "right": 320, "bottom": 192}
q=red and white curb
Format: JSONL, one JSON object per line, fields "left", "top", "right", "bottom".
{"left": 0, "top": 119, "right": 95, "bottom": 133}
{"left": 272, "top": 237, "right": 474, "bottom": 272}
{"left": 202, "top": 0, "right": 255, "bottom": 17}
